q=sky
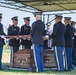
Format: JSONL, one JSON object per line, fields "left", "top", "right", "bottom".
{"left": 0, "top": 7, "right": 35, "bottom": 29}
{"left": 0, "top": 6, "right": 76, "bottom": 33}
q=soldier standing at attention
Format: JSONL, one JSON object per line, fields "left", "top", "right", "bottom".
{"left": 31, "top": 12, "right": 45, "bottom": 73}
{"left": 20, "top": 17, "right": 32, "bottom": 49}
{"left": 0, "top": 13, "right": 6, "bottom": 70}
{"left": 71, "top": 21, "right": 76, "bottom": 67}
{"left": 8, "top": 16, "right": 20, "bottom": 53}
{"left": 49, "top": 15, "right": 66, "bottom": 72}
{"left": 64, "top": 17, "right": 74, "bottom": 71}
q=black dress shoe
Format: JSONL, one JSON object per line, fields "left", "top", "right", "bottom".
{"left": 32, "top": 68, "right": 36, "bottom": 73}
{"left": 65, "top": 69, "right": 72, "bottom": 72}
{"left": 54, "top": 70, "right": 64, "bottom": 72}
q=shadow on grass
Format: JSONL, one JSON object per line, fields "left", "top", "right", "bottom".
{"left": 1, "top": 65, "right": 76, "bottom": 75}
{"left": 2, "top": 63, "right": 28, "bottom": 73}
{"left": 0, "top": 69, "right": 76, "bottom": 75}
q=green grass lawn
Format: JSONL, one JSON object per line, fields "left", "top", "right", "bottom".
{"left": 0, "top": 46, "right": 76, "bottom": 75}
{"left": 0, "top": 69, "right": 76, "bottom": 75}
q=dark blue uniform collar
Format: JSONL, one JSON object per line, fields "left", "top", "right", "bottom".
{"left": 25, "top": 24, "right": 29, "bottom": 26}
{"left": 36, "top": 20, "right": 41, "bottom": 22}
{"left": 37, "top": 20, "right": 41, "bottom": 21}
{"left": 66, "top": 24, "right": 71, "bottom": 26}
{"left": 13, "top": 24, "right": 17, "bottom": 27}
{"left": 56, "top": 21, "right": 62, "bottom": 24}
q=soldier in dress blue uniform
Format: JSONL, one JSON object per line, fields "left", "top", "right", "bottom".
{"left": 64, "top": 17, "right": 74, "bottom": 71}
{"left": 8, "top": 16, "right": 20, "bottom": 53}
{"left": 49, "top": 15, "right": 66, "bottom": 71}
{"left": 71, "top": 21, "right": 76, "bottom": 67}
{"left": 73, "top": 29, "right": 76, "bottom": 66}
{"left": 0, "top": 13, "right": 6, "bottom": 70}
{"left": 31, "top": 12, "right": 45, "bottom": 73}
{"left": 20, "top": 17, "right": 32, "bottom": 49}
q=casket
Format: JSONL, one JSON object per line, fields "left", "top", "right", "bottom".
{"left": 13, "top": 49, "right": 56, "bottom": 68}
{"left": 43, "top": 50, "right": 56, "bottom": 68}
{"left": 13, "top": 49, "right": 32, "bottom": 68}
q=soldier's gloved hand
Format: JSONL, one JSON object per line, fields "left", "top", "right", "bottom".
{"left": 16, "top": 38, "right": 19, "bottom": 40}
{"left": 45, "top": 35, "right": 49, "bottom": 39}
{"left": 1, "top": 35, "right": 5, "bottom": 39}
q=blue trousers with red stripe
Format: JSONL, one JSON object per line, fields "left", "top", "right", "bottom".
{"left": 65, "top": 47, "right": 73, "bottom": 70}
{"left": 33, "top": 44, "right": 44, "bottom": 72}
{"left": 54, "top": 46, "right": 64, "bottom": 71}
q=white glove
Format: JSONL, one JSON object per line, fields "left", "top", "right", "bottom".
{"left": 16, "top": 38, "right": 19, "bottom": 40}
{"left": 45, "top": 35, "right": 49, "bottom": 39}
{"left": 1, "top": 35, "right": 5, "bottom": 39}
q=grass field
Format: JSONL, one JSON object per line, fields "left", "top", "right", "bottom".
{"left": 0, "top": 46, "right": 76, "bottom": 75}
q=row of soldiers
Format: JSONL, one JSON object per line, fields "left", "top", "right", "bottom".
{"left": 0, "top": 13, "right": 32, "bottom": 70}
{"left": 7, "top": 14, "right": 76, "bottom": 72}
{"left": 8, "top": 16, "right": 32, "bottom": 53}
{"left": 49, "top": 15, "right": 76, "bottom": 72}
{"left": 0, "top": 12, "right": 76, "bottom": 72}
{"left": 0, "top": 13, "right": 51, "bottom": 71}
{"left": 7, "top": 16, "right": 53, "bottom": 52}
{"left": 43, "top": 16, "right": 76, "bottom": 71}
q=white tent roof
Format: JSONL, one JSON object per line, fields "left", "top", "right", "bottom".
{"left": 10, "top": 0, "right": 76, "bottom": 12}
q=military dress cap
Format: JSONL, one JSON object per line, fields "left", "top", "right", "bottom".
{"left": 0, "top": 13, "right": 2, "bottom": 18}
{"left": 23, "top": 17, "right": 30, "bottom": 21}
{"left": 64, "top": 17, "right": 71, "bottom": 20}
{"left": 47, "top": 23, "right": 51, "bottom": 26}
{"left": 33, "top": 12, "right": 42, "bottom": 16}
{"left": 55, "top": 14, "right": 63, "bottom": 19}
{"left": 11, "top": 16, "right": 18, "bottom": 21}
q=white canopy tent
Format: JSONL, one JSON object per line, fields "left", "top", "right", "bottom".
{"left": 1, "top": 0, "right": 76, "bottom": 25}
{"left": 6, "top": 0, "right": 76, "bottom": 12}
{"left": 0, "top": 0, "right": 76, "bottom": 13}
